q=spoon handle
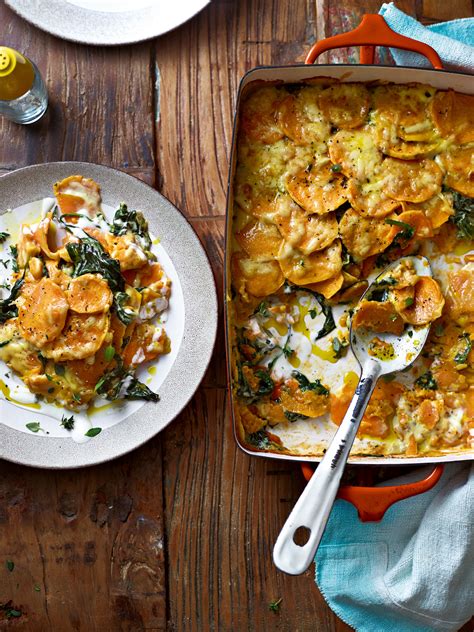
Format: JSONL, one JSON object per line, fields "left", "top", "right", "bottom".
{"left": 273, "top": 358, "right": 381, "bottom": 575}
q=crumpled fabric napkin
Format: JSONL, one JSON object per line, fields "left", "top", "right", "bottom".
{"left": 379, "top": 3, "right": 474, "bottom": 72}
{"left": 315, "top": 464, "right": 474, "bottom": 631}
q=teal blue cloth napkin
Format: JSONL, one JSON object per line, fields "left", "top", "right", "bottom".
{"left": 315, "top": 464, "right": 474, "bottom": 631}
{"left": 378, "top": 3, "right": 474, "bottom": 71}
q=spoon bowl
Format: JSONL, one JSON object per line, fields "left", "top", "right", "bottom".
{"left": 351, "top": 255, "right": 433, "bottom": 375}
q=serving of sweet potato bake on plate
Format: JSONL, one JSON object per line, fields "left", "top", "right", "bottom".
{"left": 228, "top": 80, "right": 474, "bottom": 459}
{"left": 0, "top": 174, "right": 183, "bottom": 441}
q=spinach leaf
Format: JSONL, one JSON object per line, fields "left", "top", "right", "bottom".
{"left": 66, "top": 236, "right": 125, "bottom": 292}
{"left": 304, "top": 289, "right": 335, "bottom": 340}
{"left": 246, "top": 430, "right": 282, "bottom": 451}
{"left": 113, "top": 291, "right": 136, "bottom": 325}
{"left": 454, "top": 333, "right": 472, "bottom": 364}
{"left": 0, "top": 231, "right": 10, "bottom": 243}
{"left": 385, "top": 218, "right": 415, "bottom": 243}
{"left": 415, "top": 371, "right": 437, "bottom": 390}
{"left": 0, "top": 278, "right": 23, "bottom": 323}
{"left": 236, "top": 363, "right": 274, "bottom": 402}
{"left": 9, "top": 245, "right": 19, "bottom": 272}
{"left": 332, "top": 337, "right": 349, "bottom": 358}
{"left": 449, "top": 190, "right": 474, "bottom": 240}
{"left": 284, "top": 411, "right": 309, "bottom": 422}
{"left": 110, "top": 203, "right": 153, "bottom": 254}
{"left": 291, "top": 370, "right": 329, "bottom": 395}
{"left": 94, "top": 357, "right": 159, "bottom": 402}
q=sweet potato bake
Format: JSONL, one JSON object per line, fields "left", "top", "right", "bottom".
{"left": 0, "top": 176, "right": 171, "bottom": 416}
{"left": 228, "top": 80, "right": 473, "bottom": 458}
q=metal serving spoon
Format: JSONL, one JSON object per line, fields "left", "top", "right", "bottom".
{"left": 273, "top": 255, "right": 433, "bottom": 575}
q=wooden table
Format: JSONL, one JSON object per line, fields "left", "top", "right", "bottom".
{"left": 0, "top": 1, "right": 472, "bottom": 630}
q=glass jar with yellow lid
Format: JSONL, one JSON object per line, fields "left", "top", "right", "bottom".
{"left": 0, "top": 46, "right": 48, "bottom": 124}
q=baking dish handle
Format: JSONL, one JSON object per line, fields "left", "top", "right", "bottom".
{"left": 305, "top": 14, "right": 443, "bottom": 69}
{"left": 300, "top": 463, "right": 444, "bottom": 522}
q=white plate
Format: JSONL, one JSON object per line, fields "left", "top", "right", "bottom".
{"left": 0, "top": 162, "right": 218, "bottom": 468}
{"left": 6, "top": 0, "right": 210, "bottom": 45}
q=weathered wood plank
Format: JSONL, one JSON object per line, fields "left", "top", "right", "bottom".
{"left": 0, "top": 439, "right": 166, "bottom": 631}
{"left": 0, "top": 4, "right": 155, "bottom": 178}
{"left": 162, "top": 388, "right": 349, "bottom": 632}
{"left": 154, "top": 0, "right": 317, "bottom": 218}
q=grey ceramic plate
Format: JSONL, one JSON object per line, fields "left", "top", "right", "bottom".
{"left": 6, "top": 0, "right": 209, "bottom": 46}
{"left": 0, "top": 162, "right": 218, "bottom": 468}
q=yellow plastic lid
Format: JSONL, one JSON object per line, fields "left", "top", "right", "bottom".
{"left": 0, "top": 47, "right": 18, "bottom": 77}
{"left": 0, "top": 47, "right": 35, "bottom": 100}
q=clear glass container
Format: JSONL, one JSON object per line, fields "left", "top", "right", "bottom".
{"left": 0, "top": 60, "right": 48, "bottom": 124}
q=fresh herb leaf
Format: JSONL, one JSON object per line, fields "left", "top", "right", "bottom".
{"left": 454, "top": 333, "right": 472, "bottom": 364}
{"left": 60, "top": 415, "right": 75, "bottom": 430}
{"left": 254, "top": 369, "right": 274, "bottom": 397}
{"left": 332, "top": 337, "right": 349, "bottom": 358}
{"left": 5, "top": 560, "right": 14, "bottom": 572}
{"left": 303, "top": 290, "right": 335, "bottom": 340}
{"left": 415, "top": 371, "right": 437, "bottom": 390}
{"left": 291, "top": 370, "right": 329, "bottom": 395}
{"left": 404, "top": 297, "right": 414, "bottom": 307}
{"left": 254, "top": 301, "right": 269, "bottom": 318}
{"left": 25, "top": 422, "right": 41, "bottom": 433}
{"left": 104, "top": 345, "right": 115, "bottom": 362}
{"left": 309, "top": 308, "right": 317, "bottom": 319}
{"left": 449, "top": 189, "right": 474, "bottom": 240}
{"left": 72, "top": 393, "right": 81, "bottom": 402}
{"left": 268, "top": 598, "right": 282, "bottom": 613}
{"left": 0, "top": 231, "right": 10, "bottom": 243}
{"left": 85, "top": 427, "right": 102, "bottom": 438}
{"left": 0, "top": 339, "right": 11, "bottom": 348}
{"left": 54, "top": 363, "right": 65, "bottom": 377}
{"left": 94, "top": 357, "right": 160, "bottom": 402}
{"left": 246, "top": 430, "right": 281, "bottom": 451}
{"left": 113, "top": 291, "right": 135, "bottom": 325}
{"left": 385, "top": 218, "right": 415, "bottom": 243}
{"left": 34, "top": 584, "right": 41, "bottom": 592}
{"left": 330, "top": 164, "right": 342, "bottom": 172}
{"left": 284, "top": 411, "right": 309, "bottom": 422}
{"left": 9, "top": 245, "right": 19, "bottom": 272}
{"left": 281, "top": 331, "right": 293, "bottom": 358}
{"left": 110, "top": 203, "right": 154, "bottom": 255}
{"left": 0, "top": 277, "right": 23, "bottom": 323}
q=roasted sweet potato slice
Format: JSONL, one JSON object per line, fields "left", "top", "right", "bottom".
{"left": 303, "top": 272, "right": 344, "bottom": 299}
{"left": 347, "top": 178, "right": 401, "bottom": 218}
{"left": 53, "top": 175, "right": 102, "bottom": 218}
{"left": 239, "top": 86, "right": 284, "bottom": 144}
{"left": 232, "top": 253, "right": 284, "bottom": 299}
{"left": 399, "top": 277, "right": 445, "bottom": 325}
{"left": 277, "top": 87, "right": 330, "bottom": 145}
{"left": 430, "top": 90, "right": 474, "bottom": 144}
{"left": 41, "top": 312, "right": 110, "bottom": 361}
{"left": 395, "top": 210, "right": 433, "bottom": 240}
{"left": 318, "top": 83, "right": 370, "bottom": 130}
{"left": 384, "top": 158, "right": 443, "bottom": 203}
{"left": 286, "top": 163, "right": 347, "bottom": 215}
{"left": 328, "top": 129, "right": 382, "bottom": 180}
{"left": 122, "top": 322, "right": 171, "bottom": 367}
{"left": 278, "top": 240, "right": 342, "bottom": 285}
{"left": 339, "top": 208, "right": 397, "bottom": 260}
{"left": 235, "top": 219, "right": 282, "bottom": 261}
{"left": 17, "top": 278, "right": 69, "bottom": 348}
{"left": 448, "top": 268, "right": 474, "bottom": 316}
{"left": 277, "top": 207, "right": 338, "bottom": 255}
{"left": 438, "top": 146, "right": 474, "bottom": 198}
{"left": 66, "top": 273, "right": 113, "bottom": 314}
{"left": 352, "top": 301, "right": 405, "bottom": 335}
